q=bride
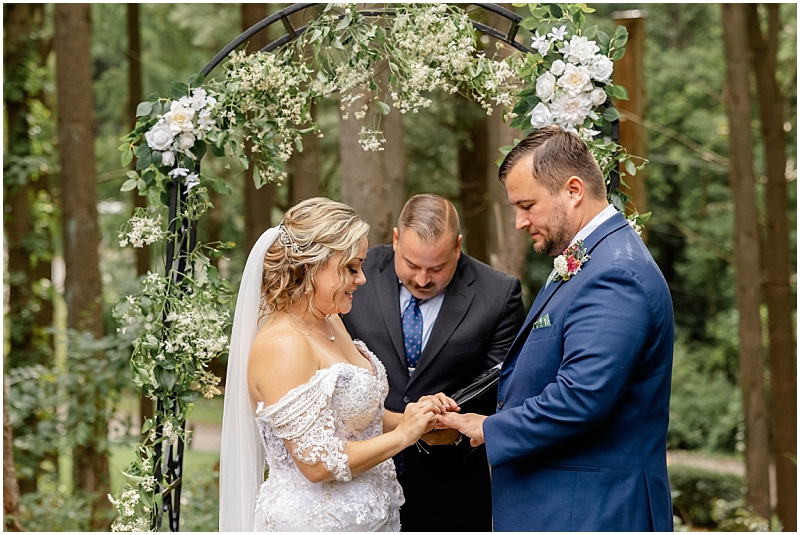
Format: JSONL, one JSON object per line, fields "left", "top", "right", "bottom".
{"left": 219, "top": 198, "right": 454, "bottom": 531}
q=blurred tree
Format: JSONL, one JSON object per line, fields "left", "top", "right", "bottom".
{"left": 484, "top": 5, "right": 527, "bottom": 280}
{"left": 746, "top": 4, "right": 797, "bottom": 529}
{"left": 125, "top": 2, "right": 155, "bottom": 443}
{"left": 721, "top": 2, "right": 771, "bottom": 520}
{"left": 457, "top": 95, "right": 490, "bottom": 263}
{"left": 340, "top": 65, "right": 406, "bottom": 246}
{"left": 3, "top": 386, "right": 23, "bottom": 532}
{"left": 54, "top": 3, "right": 111, "bottom": 528}
{"left": 289, "top": 100, "right": 322, "bottom": 205}
{"left": 242, "top": 3, "right": 276, "bottom": 254}
{"left": 3, "top": 2, "right": 55, "bottom": 496}
{"left": 613, "top": 11, "right": 649, "bottom": 242}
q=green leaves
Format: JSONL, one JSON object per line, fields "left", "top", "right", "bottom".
{"left": 121, "top": 171, "right": 141, "bottom": 192}
{"left": 135, "top": 101, "right": 154, "bottom": 117}
{"left": 187, "top": 72, "right": 204, "bottom": 88}
{"left": 602, "top": 106, "right": 621, "bottom": 122}
{"left": 605, "top": 84, "right": 629, "bottom": 100}
{"left": 154, "top": 366, "right": 177, "bottom": 392}
{"left": 376, "top": 100, "right": 391, "bottom": 115}
{"left": 625, "top": 158, "right": 637, "bottom": 176}
{"left": 168, "top": 81, "right": 189, "bottom": 100}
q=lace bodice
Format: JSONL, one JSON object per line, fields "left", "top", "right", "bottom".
{"left": 251, "top": 340, "right": 404, "bottom": 531}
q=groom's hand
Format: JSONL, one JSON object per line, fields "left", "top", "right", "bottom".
{"left": 436, "top": 412, "right": 487, "bottom": 447}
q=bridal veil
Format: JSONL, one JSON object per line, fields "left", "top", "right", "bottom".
{"left": 219, "top": 227, "right": 279, "bottom": 531}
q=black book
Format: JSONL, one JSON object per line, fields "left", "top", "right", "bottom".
{"left": 450, "top": 362, "right": 502, "bottom": 408}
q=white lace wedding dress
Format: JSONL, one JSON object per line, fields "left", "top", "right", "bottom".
{"left": 252, "top": 340, "right": 404, "bottom": 531}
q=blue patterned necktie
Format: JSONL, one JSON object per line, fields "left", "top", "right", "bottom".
{"left": 402, "top": 296, "right": 423, "bottom": 377}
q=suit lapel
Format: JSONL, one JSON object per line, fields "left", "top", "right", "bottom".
{"left": 499, "top": 212, "right": 630, "bottom": 386}
{"left": 408, "top": 259, "right": 475, "bottom": 386}
{"left": 375, "top": 252, "right": 407, "bottom": 370}
{"left": 500, "top": 276, "right": 563, "bottom": 381}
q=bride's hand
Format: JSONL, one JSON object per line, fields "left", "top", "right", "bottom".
{"left": 417, "top": 393, "right": 460, "bottom": 414}
{"left": 395, "top": 399, "right": 439, "bottom": 445}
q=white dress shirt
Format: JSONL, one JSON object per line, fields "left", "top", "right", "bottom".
{"left": 570, "top": 204, "right": 618, "bottom": 247}
{"left": 398, "top": 283, "right": 446, "bottom": 352}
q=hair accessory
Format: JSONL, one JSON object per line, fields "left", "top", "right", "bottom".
{"left": 278, "top": 224, "right": 302, "bottom": 254}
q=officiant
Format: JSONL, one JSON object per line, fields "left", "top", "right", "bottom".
{"left": 342, "top": 194, "right": 525, "bottom": 531}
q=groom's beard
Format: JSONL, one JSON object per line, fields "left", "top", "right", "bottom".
{"left": 534, "top": 201, "right": 571, "bottom": 257}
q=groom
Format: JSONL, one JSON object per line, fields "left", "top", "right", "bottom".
{"left": 439, "top": 126, "right": 675, "bottom": 531}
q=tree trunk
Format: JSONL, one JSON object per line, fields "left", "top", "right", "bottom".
{"left": 483, "top": 5, "right": 527, "bottom": 279}
{"left": 126, "top": 2, "right": 155, "bottom": 441}
{"left": 340, "top": 65, "right": 405, "bottom": 246}
{"left": 746, "top": 4, "right": 796, "bottom": 529}
{"left": 242, "top": 3, "right": 276, "bottom": 254}
{"left": 3, "top": 2, "right": 55, "bottom": 495}
{"left": 613, "top": 12, "right": 649, "bottom": 243}
{"left": 720, "top": 3, "right": 772, "bottom": 520}
{"left": 54, "top": 4, "right": 111, "bottom": 528}
{"left": 3, "top": 386, "right": 23, "bottom": 532}
{"left": 486, "top": 109, "right": 527, "bottom": 280}
{"left": 289, "top": 101, "right": 321, "bottom": 205}
{"left": 457, "top": 95, "right": 490, "bottom": 263}
{"left": 380, "top": 77, "right": 406, "bottom": 233}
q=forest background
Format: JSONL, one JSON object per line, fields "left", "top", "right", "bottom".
{"left": 2, "top": 3, "right": 796, "bottom": 532}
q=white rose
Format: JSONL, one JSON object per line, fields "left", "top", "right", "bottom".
{"left": 178, "top": 132, "right": 196, "bottom": 150}
{"left": 529, "top": 102, "right": 553, "bottom": 129}
{"left": 587, "top": 55, "right": 614, "bottom": 83}
{"left": 163, "top": 101, "right": 196, "bottom": 134}
{"left": 550, "top": 59, "right": 566, "bottom": 76}
{"left": 561, "top": 35, "right": 600, "bottom": 65}
{"left": 590, "top": 87, "right": 608, "bottom": 106}
{"left": 161, "top": 151, "right": 175, "bottom": 167}
{"left": 556, "top": 64, "right": 593, "bottom": 96}
{"left": 550, "top": 92, "right": 593, "bottom": 128}
{"left": 554, "top": 255, "right": 569, "bottom": 278}
{"left": 535, "top": 72, "right": 556, "bottom": 102}
{"left": 144, "top": 122, "right": 174, "bottom": 151}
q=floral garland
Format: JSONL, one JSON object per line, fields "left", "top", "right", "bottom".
{"left": 507, "top": 3, "right": 648, "bottom": 217}
{"left": 110, "top": 3, "right": 649, "bottom": 530}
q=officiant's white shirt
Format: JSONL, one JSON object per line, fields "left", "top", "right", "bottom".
{"left": 399, "top": 283, "right": 445, "bottom": 352}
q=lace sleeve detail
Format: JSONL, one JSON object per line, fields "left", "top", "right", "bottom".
{"left": 257, "top": 368, "right": 351, "bottom": 482}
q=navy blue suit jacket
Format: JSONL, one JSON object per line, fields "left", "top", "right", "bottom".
{"left": 484, "top": 212, "right": 675, "bottom": 532}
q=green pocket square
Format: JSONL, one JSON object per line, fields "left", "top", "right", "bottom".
{"left": 532, "top": 313, "right": 551, "bottom": 329}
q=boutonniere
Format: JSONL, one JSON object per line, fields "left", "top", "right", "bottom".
{"left": 553, "top": 240, "right": 590, "bottom": 283}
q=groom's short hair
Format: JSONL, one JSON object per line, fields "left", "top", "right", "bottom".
{"left": 498, "top": 126, "right": 606, "bottom": 201}
{"left": 397, "top": 194, "right": 460, "bottom": 246}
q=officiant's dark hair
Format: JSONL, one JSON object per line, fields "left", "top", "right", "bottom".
{"left": 397, "top": 194, "right": 460, "bottom": 247}
{"left": 498, "top": 125, "right": 605, "bottom": 200}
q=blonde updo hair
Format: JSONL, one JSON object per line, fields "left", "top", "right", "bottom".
{"left": 261, "top": 197, "right": 369, "bottom": 315}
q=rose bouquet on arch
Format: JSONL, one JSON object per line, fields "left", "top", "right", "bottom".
{"left": 508, "top": 4, "right": 644, "bottom": 190}
{"left": 119, "top": 75, "right": 231, "bottom": 204}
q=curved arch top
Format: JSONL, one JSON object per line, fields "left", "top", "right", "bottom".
{"left": 200, "top": 3, "right": 531, "bottom": 77}
{"left": 198, "top": 2, "right": 621, "bottom": 195}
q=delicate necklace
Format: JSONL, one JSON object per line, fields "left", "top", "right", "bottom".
{"left": 288, "top": 311, "right": 336, "bottom": 342}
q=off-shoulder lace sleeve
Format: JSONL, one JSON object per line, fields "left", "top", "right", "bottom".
{"left": 256, "top": 368, "right": 351, "bottom": 482}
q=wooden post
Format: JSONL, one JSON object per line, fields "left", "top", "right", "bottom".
{"left": 612, "top": 11, "right": 648, "bottom": 242}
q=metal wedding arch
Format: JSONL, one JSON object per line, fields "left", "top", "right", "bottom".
{"left": 151, "top": 3, "right": 620, "bottom": 530}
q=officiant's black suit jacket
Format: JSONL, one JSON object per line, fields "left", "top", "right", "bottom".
{"left": 342, "top": 245, "right": 525, "bottom": 531}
